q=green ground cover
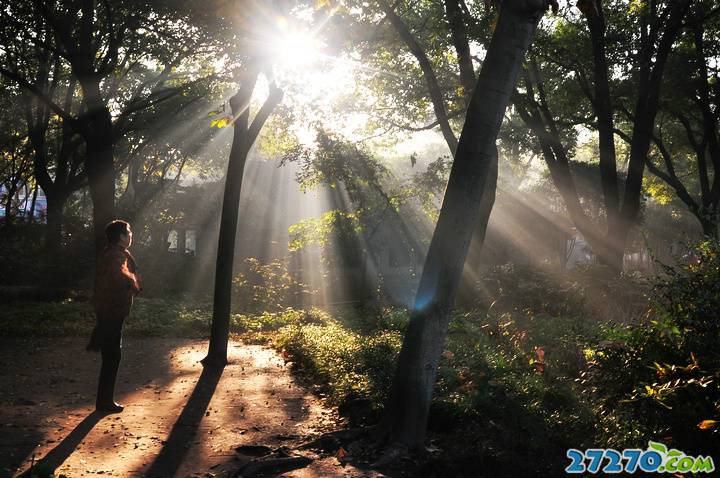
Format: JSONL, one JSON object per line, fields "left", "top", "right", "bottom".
{"left": 3, "top": 241, "right": 718, "bottom": 474}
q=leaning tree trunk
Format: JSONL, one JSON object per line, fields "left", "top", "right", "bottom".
{"left": 381, "top": 0, "right": 548, "bottom": 448}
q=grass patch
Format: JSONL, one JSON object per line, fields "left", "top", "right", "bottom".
{"left": 0, "top": 298, "right": 213, "bottom": 338}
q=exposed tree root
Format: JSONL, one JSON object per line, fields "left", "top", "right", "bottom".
{"left": 233, "top": 455, "right": 313, "bottom": 477}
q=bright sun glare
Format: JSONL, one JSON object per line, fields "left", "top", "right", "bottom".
{"left": 274, "top": 18, "right": 322, "bottom": 67}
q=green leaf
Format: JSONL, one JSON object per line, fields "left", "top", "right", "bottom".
{"left": 648, "top": 441, "right": 668, "bottom": 454}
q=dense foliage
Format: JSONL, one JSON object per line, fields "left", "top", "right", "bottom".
{"left": 583, "top": 239, "right": 720, "bottom": 455}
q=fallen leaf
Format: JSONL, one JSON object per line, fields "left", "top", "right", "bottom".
{"left": 698, "top": 420, "right": 718, "bottom": 430}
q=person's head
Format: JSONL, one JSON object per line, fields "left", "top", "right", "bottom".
{"left": 105, "top": 220, "right": 132, "bottom": 248}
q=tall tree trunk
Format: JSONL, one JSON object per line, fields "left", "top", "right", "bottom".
{"left": 608, "top": 0, "right": 692, "bottom": 269}
{"left": 584, "top": 0, "right": 621, "bottom": 262}
{"left": 77, "top": 68, "right": 117, "bottom": 254}
{"left": 204, "top": 81, "right": 255, "bottom": 368}
{"left": 84, "top": 111, "right": 116, "bottom": 255}
{"left": 381, "top": 0, "right": 547, "bottom": 448}
{"left": 444, "top": 0, "right": 476, "bottom": 102}
{"left": 203, "top": 69, "right": 282, "bottom": 368}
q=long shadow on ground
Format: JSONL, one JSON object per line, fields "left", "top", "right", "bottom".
{"left": 143, "top": 365, "right": 224, "bottom": 478}
{"left": 17, "top": 412, "right": 103, "bottom": 477}
{"left": 0, "top": 337, "right": 191, "bottom": 476}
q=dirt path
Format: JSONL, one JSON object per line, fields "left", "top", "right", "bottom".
{"left": 0, "top": 337, "right": 382, "bottom": 478}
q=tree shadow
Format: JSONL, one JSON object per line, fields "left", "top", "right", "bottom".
{"left": 16, "top": 412, "right": 104, "bottom": 477}
{"left": 143, "top": 364, "right": 224, "bottom": 478}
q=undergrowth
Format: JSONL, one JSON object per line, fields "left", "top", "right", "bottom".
{"left": 4, "top": 240, "right": 718, "bottom": 475}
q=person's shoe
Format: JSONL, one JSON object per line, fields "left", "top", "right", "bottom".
{"left": 96, "top": 401, "right": 124, "bottom": 413}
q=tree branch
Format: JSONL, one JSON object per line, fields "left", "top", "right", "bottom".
{"left": 246, "top": 83, "right": 284, "bottom": 149}
{"left": 380, "top": 0, "right": 458, "bottom": 153}
{"left": 0, "top": 66, "right": 78, "bottom": 127}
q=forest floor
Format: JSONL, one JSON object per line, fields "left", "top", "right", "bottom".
{"left": 0, "top": 337, "right": 385, "bottom": 478}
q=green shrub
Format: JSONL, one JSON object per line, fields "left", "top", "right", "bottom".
{"left": 583, "top": 239, "right": 720, "bottom": 454}
{"left": 475, "top": 263, "right": 650, "bottom": 323}
{"left": 275, "top": 318, "right": 401, "bottom": 422}
{"left": 232, "top": 257, "right": 314, "bottom": 312}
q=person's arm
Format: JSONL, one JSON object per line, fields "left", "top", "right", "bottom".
{"left": 108, "top": 250, "right": 141, "bottom": 293}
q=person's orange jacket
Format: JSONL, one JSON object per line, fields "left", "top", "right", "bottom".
{"left": 92, "top": 244, "right": 141, "bottom": 318}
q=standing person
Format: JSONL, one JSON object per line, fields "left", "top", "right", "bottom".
{"left": 86, "top": 220, "right": 141, "bottom": 413}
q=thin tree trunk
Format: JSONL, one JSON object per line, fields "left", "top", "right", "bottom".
{"left": 444, "top": 0, "right": 476, "bottom": 101}
{"left": 382, "top": 1, "right": 459, "bottom": 153}
{"left": 27, "top": 183, "right": 39, "bottom": 223}
{"left": 381, "top": 0, "right": 547, "bottom": 448}
{"left": 608, "top": 0, "right": 692, "bottom": 269}
{"left": 584, "top": 0, "right": 620, "bottom": 253}
{"left": 513, "top": 70, "right": 617, "bottom": 268}
{"left": 44, "top": 190, "right": 67, "bottom": 252}
{"left": 204, "top": 69, "right": 283, "bottom": 368}
{"left": 204, "top": 80, "right": 255, "bottom": 368}
{"left": 3, "top": 184, "right": 16, "bottom": 224}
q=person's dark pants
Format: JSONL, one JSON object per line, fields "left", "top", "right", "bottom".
{"left": 88, "top": 316, "right": 125, "bottom": 407}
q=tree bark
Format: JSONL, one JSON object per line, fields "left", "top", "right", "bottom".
{"left": 44, "top": 190, "right": 68, "bottom": 252}
{"left": 83, "top": 100, "right": 116, "bottom": 254}
{"left": 699, "top": 216, "right": 718, "bottom": 238}
{"left": 27, "top": 183, "right": 39, "bottom": 223}
{"left": 204, "top": 69, "right": 283, "bottom": 368}
{"left": 608, "top": 0, "right": 692, "bottom": 267}
{"left": 381, "top": 0, "right": 547, "bottom": 448}
{"left": 583, "top": 0, "right": 620, "bottom": 245}
{"left": 443, "top": 0, "right": 476, "bottom": 101}
{"left": 382, "top": 1, "right": 459, "bottom": 153}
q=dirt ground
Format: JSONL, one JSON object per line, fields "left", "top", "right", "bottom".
{"left": 0, "top": 337, "right": 384, "bottom": 478}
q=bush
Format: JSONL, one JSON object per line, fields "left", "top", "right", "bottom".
{"left": 475, "top": 263, "right": 650, "bottom": 323}
{"left": 275, "top": 315, "right": 401, "bottom": 424}
{"left": 583, "top": 239, "right": 720, "bottom": 454}
{"left": 232, "top": 258, "right": 314, "bottom": 312}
